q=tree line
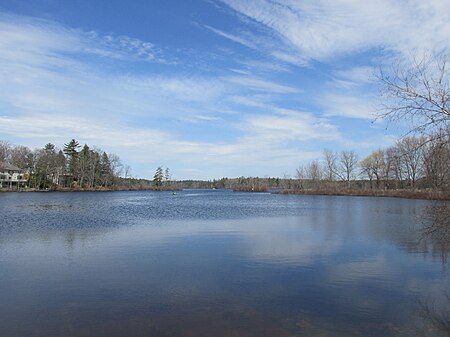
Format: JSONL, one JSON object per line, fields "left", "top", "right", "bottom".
{"left": 296, "top": 130, "right": 449, "bottom": 192}
{"left": 0, "top": 139, "right": 125, "bottom": 189}
{"left": 177, "top": 128, "right": 449, "bottom": 194}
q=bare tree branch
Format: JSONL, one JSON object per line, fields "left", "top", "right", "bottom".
{"left": 377, "top": 53, "right": 450, "bottom": 140}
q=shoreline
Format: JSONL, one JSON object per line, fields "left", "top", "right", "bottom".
{"left": 0, "top": 186, "right": 181, "bottom": 193}
{"left": 1, "top": 187, "right": 449, "bottom": 200}
{"left": 274, "top": 188, "right": 450, "bottom": 201}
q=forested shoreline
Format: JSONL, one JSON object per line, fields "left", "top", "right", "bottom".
{"left": 1, "top": 130, "right": 449, "bottom": 200}
{"left": 0, "top": 139, "right": 159, "bottom": 191}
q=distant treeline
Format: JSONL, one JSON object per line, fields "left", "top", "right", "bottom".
{"left": 178, "top": 177, "right": 286, "bottom": 191}
{"left": 0, "top": 139, "right": 135, "bottom": 190}
{"left": 180, "top": 130, "right": 450, "bottom": 197}
{"left": 294, "top": 131, "right": 449, "bottom": 192}
{"left": 1, "top": 129, "right": 448, "bottom": 196}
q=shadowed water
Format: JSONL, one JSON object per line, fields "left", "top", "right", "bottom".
{"left": 0, "top": 189, "right": 448, "bottom": 336}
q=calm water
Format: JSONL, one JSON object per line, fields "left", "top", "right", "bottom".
{"left": 0, "top": 189, "right": 448, "bottom": 336}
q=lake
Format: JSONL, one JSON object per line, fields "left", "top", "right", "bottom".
{"left": 0, "top": 189, "right": 448, "bottom": 336}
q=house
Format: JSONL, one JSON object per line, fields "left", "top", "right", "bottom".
{"left": 0, "top": 162, "right": 28, "bottom": 189}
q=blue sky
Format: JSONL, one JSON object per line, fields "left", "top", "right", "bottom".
{"left": 0, "top": 0, "right": 449, "bottom": 179}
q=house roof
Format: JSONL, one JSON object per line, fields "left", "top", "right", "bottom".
{"left": 0, "top": 162, "right": 22, "bottom": 171}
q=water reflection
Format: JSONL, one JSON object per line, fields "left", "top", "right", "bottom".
{"left": 420, "top": 202, "right": 450, "bottom": 264}
{"left": 413, "top": 203, "right": 450, "bottom": 337}
{"left": 0, "top": 191, "right": 449, "bottom": 336}
{"left": 415, "top": 294, "right": 450, "bottom": 337}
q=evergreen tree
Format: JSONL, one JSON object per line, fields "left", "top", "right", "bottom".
{"left": 153, "top": 166, "right": 164, "bottom": 186}
{"left": 44, "top": 143, "right": 55, "bottom": 152}
{"left": 78, "top": 144, "right": 91, "bottom": 188}
{"left": 63, "top": 139, "right": 80, "bottom": 186}
{"left": 100, "top": 152, "right": 112, "bottom": 187}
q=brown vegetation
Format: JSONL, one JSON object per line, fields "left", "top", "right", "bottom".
{"left": 233, "top": 185, "right": 268, "bottom": 192}
{"left": 275, "top": 187, "right": 449, "bottom": 200}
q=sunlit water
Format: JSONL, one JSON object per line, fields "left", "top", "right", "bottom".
{"left": 0, "top": 189, "right": 448, "bottom": 336}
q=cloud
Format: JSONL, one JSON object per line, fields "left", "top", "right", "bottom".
{"left": 0, "top": 13, "right": 166, "bottom": 66}
{"left": 334, "top": 67, "right": 376, "bottom": 85}
{"left": 322, "top": 94, "right": 377, "bottom": 120}
{"left": 236, "top": 59, "right": 292, "bottom": 74}
{"left": 204, "top": 25, "right": 258, "bottom": 50}
{"left": 219, "top": 0, "right": 450, "bottom": 63}
{"left": 0, "top": 14, "right": 231, "bottom": 121}
{"left": 244, "top": 109, "right": 340, "bottom": 142}
{"left": 226, "top": 75, "right": 301, "bottom": 94}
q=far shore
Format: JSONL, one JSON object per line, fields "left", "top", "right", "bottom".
{"left": 0, "top": 186, "right": 181, "bottom": 193}
{"left": 1, "top": 186, "right": 449, "bottom": 200}
{"left": 273, "top": 188, "right": 450, "bottom": 201}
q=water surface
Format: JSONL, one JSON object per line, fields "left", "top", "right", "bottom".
{"left": 0, "top": 189, "right": 448, "bottom": 336}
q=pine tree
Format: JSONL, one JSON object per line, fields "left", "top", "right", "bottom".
{"left": 78, "top": 144, "right": 91, "bottom": 188}
{"left": 100, "top": 152, "right": 112, "bottom": 187}
{"left": 153, "top": 166, "right": 164, "bottom": 187}
{"left": 63, "top": 139, "right": 80, "bottom": 186}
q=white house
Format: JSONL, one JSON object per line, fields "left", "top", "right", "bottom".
{"left": 0, "top": 162, "right": 28, "bottom": 189}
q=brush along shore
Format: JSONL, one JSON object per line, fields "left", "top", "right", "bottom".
{"left": 274, "top": 188, "right": 450, "bottom": 200}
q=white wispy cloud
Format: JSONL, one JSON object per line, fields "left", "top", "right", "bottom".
{"left": 204, "top": 25, "right": 258, "bottom": 50}
{"left": 219, "top": 0, "right": 450, "bottom": 63}
{"left": 236, "top": 59, "right": 292, "bottom": 74}
{"left": 226, "top": 75, "right": 301, "bottom": 94}
{"left": 322, "top": 94, "right": 377, "bottom": 120}
{"left": 319, "top": 66, "right": 380, "bottom": 120}
{"left": 334, "top": 66, "right": 376, "bottom": 85}
{"left": 244, "top": 109, "right": 340, "bottom": 142}
{"left": 0, "top": 13, "right": 166, "bottom": 65}
{"left": 211, "top": 0, "right": 450, "bottom": 124}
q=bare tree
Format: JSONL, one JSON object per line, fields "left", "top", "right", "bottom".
{"left": 124, "top": 165, "right": 132, "bottom": 179}
{"left": 109, "top": 153, "right": 123, "bottom": 178}
{"left": 396, "top": 136, "right": 426, "bottom": 188}
{"left": 305, "top": 160, "right": 322, "bottom": 188}
{"left": 296, "top": 165, "right": 305, "bottom": 190}
{"left": 386, "top": 146, "right": 404, "bottom": 189}
{"left": 9, "top": 145, "right": 33, "bottom": 170}
{"left": 336, "top": 150, "right": 359, "bottom": 187}
{"left": 282, "top": 173, "right": 292, "bottom": 189}
{"left": 322, "top": 149, "right": 337, "bottom": 182}
{"left": 360, "top": 150, "right": 385, "bottom": 189}
{"left": 378, "top": 53, "right": 450, "bottom": 138}
{"left": 422, "top": 129, "right": 450, "bottom": 190}
{"left": 0, "top": 140, "right": 11, "bottom": 162}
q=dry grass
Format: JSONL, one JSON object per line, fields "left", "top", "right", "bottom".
{"left": 275, "top": 188, "right": 450, "bottom": 200}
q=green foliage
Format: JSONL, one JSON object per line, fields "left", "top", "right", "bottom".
{"left": 100, "top": 152, "right": 113, "bottom": 187}
{"left": 1, "top": 139, "right": 128, "bottom": 190}
{"left": 63, "top": 139, "right": 80, "bottom": 179}
{"left": 153, "top": 166, "right": 164, "bottom": 186}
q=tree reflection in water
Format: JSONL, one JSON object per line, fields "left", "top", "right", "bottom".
{"left": 420, "top": 202, "right": 450, "bottom": 264}
{"left": 416, "top": 203, "right": 450, "bottom": 337}
{"left": 416, "top": 294, "right": 450, "bottom": 337}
